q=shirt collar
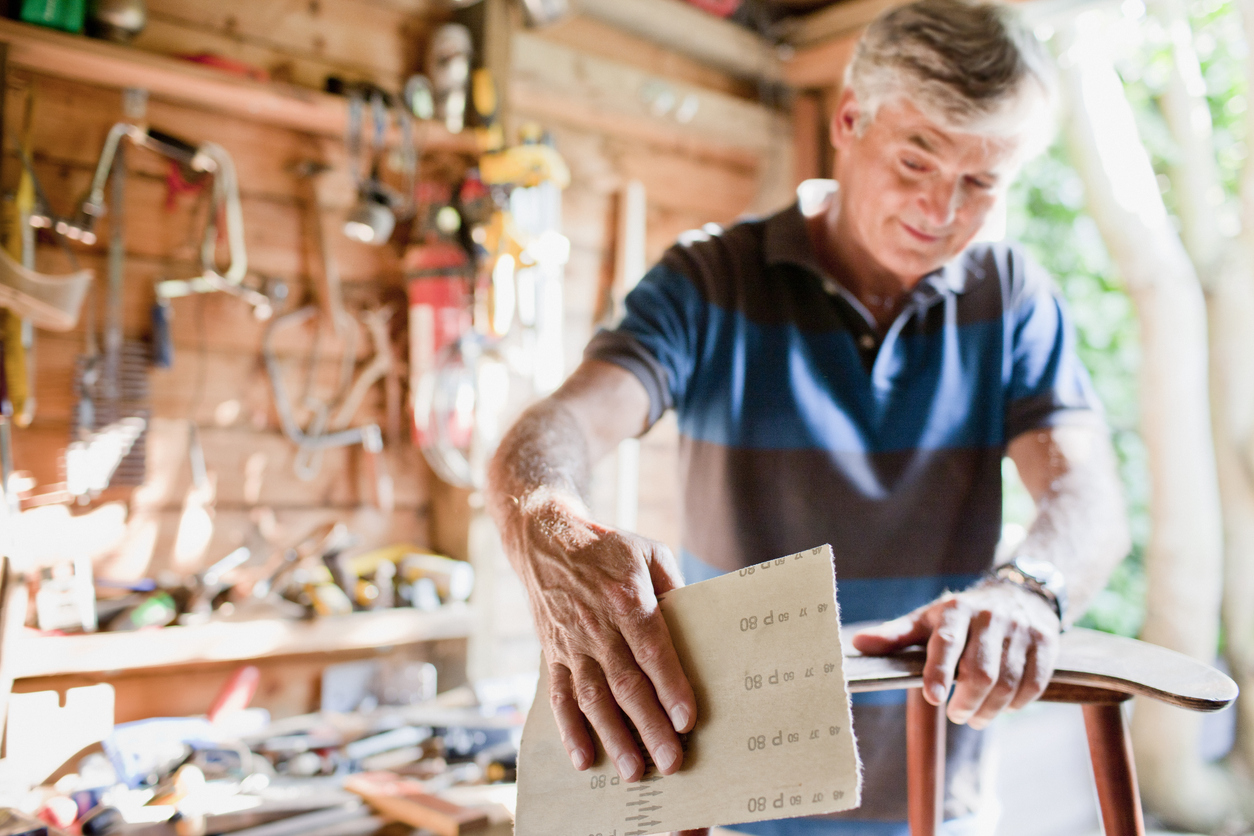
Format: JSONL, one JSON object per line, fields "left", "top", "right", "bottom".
{"left": 763, "top": 180, "right": 971, "bottom": 298}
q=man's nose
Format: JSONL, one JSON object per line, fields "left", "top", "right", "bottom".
{"left": 920, "top": 178, "right": 959, "bottom": 228}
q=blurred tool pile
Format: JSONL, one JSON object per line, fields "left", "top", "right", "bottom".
{"left": 2, "top": 669, "right": 524, "bottom": 836}
{"left": 28, "top": 524, "right": 474, "bottom": 635}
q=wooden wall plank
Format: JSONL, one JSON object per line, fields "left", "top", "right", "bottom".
{"left": 27, "top": 333, "right": 393, "bottom": 426}
{"left": 18, "top": 253, "right": 397, "bottom": 360}
{"left": 533, "top": 16, "right": 754, "bottom": 100}
{"left": 13, "top": 420, "right": 431, "bottom": 512}
{"left": 573, "top": 0, "right": 781, "bottom": 84}
{"left": 144, "top": 0, "right": 424, "bottom": 85}
{"left": 511, "top": 32, "right": 781, "bottom": 160}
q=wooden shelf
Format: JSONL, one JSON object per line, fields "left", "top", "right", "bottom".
{"left": 11, "top": 604, "right": 475, "bottom": 680}
{"left": 0, "top": 18, "right": 479, "bottom": 153}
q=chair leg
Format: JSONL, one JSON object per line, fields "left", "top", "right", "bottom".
{"left": 906, "top": 688, "right": 946, "bottom": 836}
{"left": 1082, "top": 702, "right": 1145, "bottom": 836}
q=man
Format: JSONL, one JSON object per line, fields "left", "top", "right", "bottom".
{"left": 487, "top": 1, "right": 1130, "bottom": 833}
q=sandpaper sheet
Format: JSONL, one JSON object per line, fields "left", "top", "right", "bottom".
{"left": 515, "top": 544, "right": 861, "bottom": 835}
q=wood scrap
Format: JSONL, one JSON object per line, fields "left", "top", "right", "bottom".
{"left": 344, "top": 772, "right": 488, "bottom": 836}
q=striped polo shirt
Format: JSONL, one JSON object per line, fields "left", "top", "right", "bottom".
{"left": 584, "top": 193, "right": 1101, "bottom": 833}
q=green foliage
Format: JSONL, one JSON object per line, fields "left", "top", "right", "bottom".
{"left": 1002, "top": 0, "right": 1247, "bottom": 637}
{"left": 1004, "top": 146, "right": 1150, "bottom": 637}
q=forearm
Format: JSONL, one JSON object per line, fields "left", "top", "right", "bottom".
{"left": 1008, "top": 427, "right": 1131, "bottom": 627}
{"left": 487, "top": 397, "right": 594, "bottom": 565}
{"left": 484, "top": 364, "right": 696, "bottom": 779}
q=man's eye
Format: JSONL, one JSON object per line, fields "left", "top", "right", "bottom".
{"left": 966, "top": 176, "right": 994, "bottom": 190}
{"left": 902, "top": 158, "right": 926, "bottom": 172}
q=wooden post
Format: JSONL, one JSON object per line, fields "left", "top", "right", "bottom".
{"left": 906, "top": 687, "right": 945, "bottom": 836}
{"left": 1083, "top": 703, "right": 1146, "bottom": 836}
{"left": 792, "top": 91, "right": 824, "bottom": 187}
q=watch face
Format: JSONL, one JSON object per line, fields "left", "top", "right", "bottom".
{"left": 1013, "top": 556, "right": 1055, "bottom": 584}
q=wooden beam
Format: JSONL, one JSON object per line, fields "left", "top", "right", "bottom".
{"left": 783, "top": 33, "right": 859, "bottom": 90}
{"left": 572, "top": 0, "right": 782, "bottom": 83}
{"left": 793, "top": 91, "right": 825, "bottom": 185}
{"left": 778, "top": 0, "right": 905, "bottom": 47}
{"left": 0, "top": 18, "right": 476, "bottom": 152}
{"left": 511, "top": 32, "right": 781, "bottom": 159}
{"left": 11, "top": 604, "right": 474, "bottom": 679}
{"left": 534, "top": 15, "right": 752, "bottom": 99}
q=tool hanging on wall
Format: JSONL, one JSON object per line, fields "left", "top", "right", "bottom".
{"left": 410, "top": 141, "right": 571, "bottom": 489}
{"left": 263, "top": 306, "right": 382, "bottom": 482}
{"left": 342, "top": 90, "right": 417, "bottom": 246}
{"left": 4, "top": 90, "right": 41, "bottom": 431}
{"left": 428, "top": 24, "right": 472, "bottom": 135}
{"left": 0, "top": 152, "right": 93, "bottom": 335}
{"left": 69, "top": 135, "right": 151, "bottom": 496}
{"left": 62, "top": 120, "right": 270, "bottom": 317}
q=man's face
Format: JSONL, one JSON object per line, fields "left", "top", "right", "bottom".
{"left": 829, "top": 92, "right": 1025, "bottom": 287}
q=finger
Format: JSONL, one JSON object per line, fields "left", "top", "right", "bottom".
{"left": 600, "top": 634, "right": 687, "bottom": 776}
{"left": 948, "top": 611, "right": 1007, "bottom": 726}
{"left": 570, "top": 655, "right": 645, "bottom": 782}
{"left": 851, "top": 611, "right": 931, "bottom": 655}
{"left": 549, "top": 663, "right": 594, "bottom": 770}
{"left": 631, "top": 545, "right": 698, "bottom": 736}
{"left": 1010, "top": 630, "right": 1059, "bottom": 710}
{"left": 921, "top": 604, "right": 970, "bottom": 706}
{"left": 647, "top": 542, "right": 686, "bottom": 594}
{"left": 968, "top": 627, "right": 1027, "bottom": 729}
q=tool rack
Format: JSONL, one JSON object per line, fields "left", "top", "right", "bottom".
{"left": 0, "top": 13, "right": 484, "bottom": 724}
{"left": 0, "top": 18, "right": 479, "bottom": 152}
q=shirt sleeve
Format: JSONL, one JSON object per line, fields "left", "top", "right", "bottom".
{"left": 584, "top": 262, "right": 706, "bottom": 430}
{"left": 1004, "top": 256, "right": 1105, "bottom": 441}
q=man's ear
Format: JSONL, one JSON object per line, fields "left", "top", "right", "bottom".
{"left": 830, "top": 87, "right": 862, "bottom": 153}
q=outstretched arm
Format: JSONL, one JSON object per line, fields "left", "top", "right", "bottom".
{"left": 854, "top": 424, "right": 1130, "bottom": 727}
{"left": 487, "top": 359, "right": 698, "bottom": 782}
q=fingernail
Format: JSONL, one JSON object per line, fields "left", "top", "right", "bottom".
{"left": 616, "top": 753, "right": 639, "bottom": 781}
{"left": 655, "top": 744, "right": 679, "bottom": 773}
{"left": 570, "top": 748, "right": 589, "bottom": 770}
{"left": 930, "top": 683, "right": 947, "bottom": 703}
{"left": 670, "top": 705, "right": 690, "bottom": 732}
{"left": 969, "top": 717, "right": 987, "bottom": 730}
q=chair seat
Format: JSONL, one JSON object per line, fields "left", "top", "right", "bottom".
{"left": 841, "top": 625, "right": 1238, "bottom": 712}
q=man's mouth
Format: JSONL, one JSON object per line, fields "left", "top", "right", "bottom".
{"left": 901, "top": 221, "right": 942, "bottom": 243}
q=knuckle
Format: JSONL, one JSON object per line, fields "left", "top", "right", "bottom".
{"left": 550, "top": 683, "right": 580, "bottom": 714}
{"left": 574, "top": 678, "right": 611, "bottom": 710}
{"left": 959, "top": 659, "right": 996, "bottom": 689}
{"left": 632, "top": 636, "right": 668, "bottom": 670}
{"left": 934, "top": 625, "right": 962, "bottom": 645}
{"left": 993, "top": 668, "right": 1022, "bottom": 695}
{"left": 606, "top": 666, "right": 652, "bottom": 704}
{"left": 604, "top": 584, "right": 647, "bottom": 620}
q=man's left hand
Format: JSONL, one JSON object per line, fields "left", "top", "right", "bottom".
{"left": 851, "top": 583, "right": 1061, "bottom": 728}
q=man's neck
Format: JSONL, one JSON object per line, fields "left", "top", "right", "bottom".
{"left": 804, "top": 200, "right": 916, "bottom": 331}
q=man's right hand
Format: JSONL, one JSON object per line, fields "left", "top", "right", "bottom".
{"left": 515, "top": 491, "right": 697, "bottom": 783}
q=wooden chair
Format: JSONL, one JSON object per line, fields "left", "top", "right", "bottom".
{"left": 843, "top": 627, "right": 1240, "bottom": 836}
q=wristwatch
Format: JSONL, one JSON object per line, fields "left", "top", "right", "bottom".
{"left": 993, "top": 555, "right": 1067, "bottom": 626}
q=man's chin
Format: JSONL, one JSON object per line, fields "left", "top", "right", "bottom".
{"left": 880, "top": 251, "right": 949, "bottom": 286}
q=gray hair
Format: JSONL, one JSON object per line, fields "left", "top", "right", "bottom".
{"left": 844, "top": 0, "right": 1056, "bottom": 140}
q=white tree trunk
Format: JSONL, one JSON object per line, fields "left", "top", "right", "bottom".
{"left": 1056, "top": 14, "right": 1238, "bottom": 828}
{"left": 1221, "top": 1, "right": 1254, "bottom": 800}
{"left": 1157, "top": 0, "right": 1254, "bottom": 806}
